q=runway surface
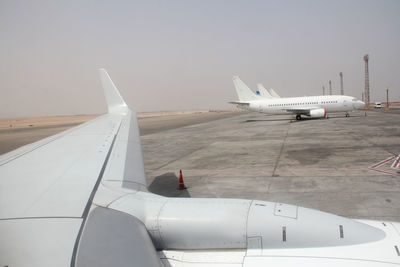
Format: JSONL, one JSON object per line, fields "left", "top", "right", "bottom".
{"left": 1, "top": 109, "right": 399, "bottom": 221}
{"left": 142, "top": 110, "right": 400, "bottom": 221}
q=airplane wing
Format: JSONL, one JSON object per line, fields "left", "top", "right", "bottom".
{"left": 0, "top": 69, "right": 162, "bottom": 267}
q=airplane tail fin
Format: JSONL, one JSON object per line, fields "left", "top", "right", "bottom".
{"left": 232, "top": 76, "right": 259, "bottom": 102}
{"left": 257, "top": 84, "right": 273, "bottom": 98}
{"left": 99, "top": 69, "right": 128, "bottom": 113}
{"left": 269, "top": 88, "right": 281, "bottom": 98}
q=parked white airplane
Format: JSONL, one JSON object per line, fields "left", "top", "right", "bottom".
{"left": 231, "top": 76, "right": 365, "bottom": 120}
{"left": 1, "top": 70, "right": 399, "bottom": 267}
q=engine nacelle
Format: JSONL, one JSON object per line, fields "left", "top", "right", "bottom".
{"left": 109, "top": 193, "right": 385, "bottom": 251}
{"left": 309, "top": 108, "right": 326, "bottom": 118}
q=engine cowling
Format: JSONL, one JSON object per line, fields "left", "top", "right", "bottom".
{"left": 309, "top": 108, "right": 326, "bottom": 118}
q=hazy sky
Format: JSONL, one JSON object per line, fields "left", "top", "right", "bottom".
{"left": 1, "top": 0, "right": 399, "bottom": 118}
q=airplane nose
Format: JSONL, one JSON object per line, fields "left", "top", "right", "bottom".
{"left": 357, "top": 101, "right": 365, "bottom": 108}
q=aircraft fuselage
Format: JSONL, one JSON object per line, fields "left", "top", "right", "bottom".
{"left": 241, "top": 95, "right": 364, "bottom": 115}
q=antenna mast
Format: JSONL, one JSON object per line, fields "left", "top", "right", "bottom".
{"left": 339, "top": 72, "right": 344, "bottom": 95}
{"left": 364, "top": 54, "right": 370, "bottom": 106}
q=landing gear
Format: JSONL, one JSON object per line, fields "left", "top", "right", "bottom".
{"left": 345, "top": 113, "right": 350, "bottom": 117}
{"left": 296, "top": 114, "right": 302, "bottom": 121}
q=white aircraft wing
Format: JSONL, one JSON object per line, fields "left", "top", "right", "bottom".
{"left": 228, "top": 101, "right": 250, "bottom": 106}
{"left": 0, "top": 69, "right": 161, "bottom": 267}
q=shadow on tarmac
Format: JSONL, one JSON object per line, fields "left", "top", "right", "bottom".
{"left": 245, "top": 118, "right": 292, "bottom": 122}
{"left": 244, "top": 114, "right": 364, "bottom": 123}
{"left": 148, "top": 172, "right": 191, "bottom": 198}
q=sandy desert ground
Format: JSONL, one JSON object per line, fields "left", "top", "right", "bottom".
{"left": 0, "top": 110, "right": 240, "bottom": 155}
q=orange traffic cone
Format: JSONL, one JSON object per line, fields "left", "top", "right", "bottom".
{"left": 177, "top": 169, "right": 187, "bottom": 190}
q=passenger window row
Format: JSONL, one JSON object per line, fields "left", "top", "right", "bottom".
{"left": 268, "top": 100, "right": 338, "bottom": 107}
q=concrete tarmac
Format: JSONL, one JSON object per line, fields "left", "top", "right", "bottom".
{"left": 143, "top": 110, "right": 400, "bottom": 221}
{"left": 1, "top": 110, "right": 399, "bottom": 221}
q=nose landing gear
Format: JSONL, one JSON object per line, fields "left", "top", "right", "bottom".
{"left": 345, "top": 113, "right": 350, "bottom": 117}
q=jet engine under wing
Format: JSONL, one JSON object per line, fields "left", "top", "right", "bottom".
{"left": 0, "top": 69, "right": 159, "bottom": 267}
{"left": 285, "top": 107, "right": 319, "bottom": 115}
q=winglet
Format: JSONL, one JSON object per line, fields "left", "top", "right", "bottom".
{"left": 99, "top": 69, "right": 128, "bottom": 113}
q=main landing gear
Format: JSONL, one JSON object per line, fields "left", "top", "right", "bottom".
{"left": 296, "top": 114, "right": 302, "bottom": 121}
{"left": 345, "top": 113, "right": 350, "bottom": 117}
